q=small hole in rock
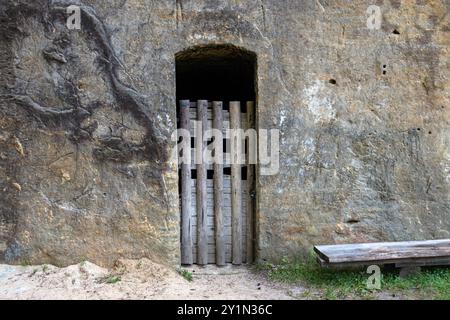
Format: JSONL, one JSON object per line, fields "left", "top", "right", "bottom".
{"left": 393, "top": 29, "right": 400, "bottom": 35}
{"left": 428, "top": 131, "right": 432, "bottom": 134}
{"left": 417, "top": 128, "right": 421, "bottom": 131}
{"left": 329, "top": 79, "right": 337, "bottom": 85}
{"left": 382, "top": 70, "right": 387, "bottom": 75}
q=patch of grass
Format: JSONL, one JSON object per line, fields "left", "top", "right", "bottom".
{"left": 260, "top": 254, "right": 450, "bottom": 300}
{"left": 20, "top": 259, "right": 31, "bottom": 267}
{"left": 102, "top": 275, "right": 121, "bottom": 284}
{"left": 382, "top": 268, "right": 450, "bottom": 300}
{"left": 178, "top": 268, "right": 193, "bottom": 282}
{"left": 42, "top": 265, "right": 49, "bottom": 273}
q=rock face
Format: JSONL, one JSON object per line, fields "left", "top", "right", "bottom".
{"left": 0, "top": 0, "right": 449, "bottom": 266}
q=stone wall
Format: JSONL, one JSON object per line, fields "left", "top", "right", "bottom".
{"left": 0, "top": 0, "right": 448, "bottom": 266}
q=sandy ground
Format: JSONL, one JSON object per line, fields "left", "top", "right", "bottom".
{"left": 0, "top": 259, "right": 300, "bottom": 300}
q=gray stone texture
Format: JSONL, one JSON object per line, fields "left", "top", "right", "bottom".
{"left": 0, "top": 0, "right": 449, "bottom": 266}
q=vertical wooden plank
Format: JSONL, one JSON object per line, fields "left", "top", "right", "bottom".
{"left": 246, "top": 101, "right": 255, "bottom": 263}
{"left": 196, "top": 100, "right": 208, "bottom": 265}
{"left": 230, "top": 101, "right": 242, "bottom": 265}
{"left": 180, "top": 100, "right": 192, "bottom": 265}
{"left": 213, "top": 101, "right": 225, "bottom": 266}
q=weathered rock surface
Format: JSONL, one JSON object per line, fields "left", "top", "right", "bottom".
{"left": 0, "top": 0, "right": 449, "bottom": 266}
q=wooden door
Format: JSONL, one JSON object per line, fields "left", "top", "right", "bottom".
{"left": 179, "top": 100, "right": 255, "bottom": 265}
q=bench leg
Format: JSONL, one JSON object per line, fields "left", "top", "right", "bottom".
{"left": 399, "top": 266, "right": 421, "bottom": 278}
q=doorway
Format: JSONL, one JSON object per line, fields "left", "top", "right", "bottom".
{"left": 175, "top": 45, "right": 257, "bottom": 265}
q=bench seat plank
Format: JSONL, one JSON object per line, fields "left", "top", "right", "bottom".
{"left": 314, "top": 239, "right": 450, "bottom": 265}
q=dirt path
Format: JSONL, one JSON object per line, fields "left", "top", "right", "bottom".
{"left": 0, "top": 259, "right": 299, "bottom": 300}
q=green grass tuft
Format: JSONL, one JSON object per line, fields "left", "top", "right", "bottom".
{"left": 20, "top": 259, "right": 31, "bottom": 267}
{"left": 103, "top": 275, "right": 121, "bottom": 284}
{"left": 178, "top": 269, "right": 193, "bottom": 282}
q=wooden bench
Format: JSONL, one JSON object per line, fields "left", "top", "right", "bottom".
{"left": 314, "top": 239, "right": 450, "bottom": 275}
